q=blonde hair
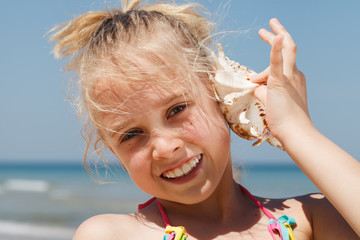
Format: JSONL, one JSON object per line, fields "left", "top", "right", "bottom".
{"left": 49, "top": 0, "right": 215, "bottom": 175}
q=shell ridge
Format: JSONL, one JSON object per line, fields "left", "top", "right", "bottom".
{"left": 210, "top": 44, "right": 283, "bottom": 150}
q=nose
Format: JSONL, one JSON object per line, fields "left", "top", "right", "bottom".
{"left": 151, "top": 129, "right": 184, "bottom": 160}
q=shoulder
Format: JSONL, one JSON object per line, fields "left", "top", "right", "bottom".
{"left": 73, "top": 214, "right": 138, "bottom": 240}
{"left": 73, "top": 201, "right": 166, "bottom": 240}
{"left": 262, "top": 194, "right": 358, "bottom": 240}
{"left": 259, "top": 193, "right": 329, "bottom": 218}
{"left": 303, "top": 193, "right": 359, "bottom": 239}
{"left": 257, "top": 194, "right": 315, "bottom": 239}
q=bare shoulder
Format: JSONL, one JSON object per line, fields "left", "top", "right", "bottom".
{"left": 304, "top": 193, "right": 359, "bottom": 240}
{"left": 73, "top": 201, "right": 165, "bottom": 240}
{"left": 73, "top": 214, "right": 138, "bottom": 240}
{"left": 257, "top": 194, "right": 315, "bottom": 239}
{"left": 260, "top": 193, "right": 359, "bottom": 240}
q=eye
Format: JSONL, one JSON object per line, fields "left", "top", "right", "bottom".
{"left": 167, "top": 104, "right": 187, "bottom": 119}
{"left": 121, "top": 129, "right": 143, "bottom": 143}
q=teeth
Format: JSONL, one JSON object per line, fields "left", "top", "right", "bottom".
{"left": 163, "top": 155, "right": 201, "bottom": 179}
{"left": 182, "top": 163, "right": 191, "bottom": 173}
{"left": 174, "top": 168, "right": 183, "bottom": 177}
{"left": 167, "top": 171, "right": 176, "bottom": 178}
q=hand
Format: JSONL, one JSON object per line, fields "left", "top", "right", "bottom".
{"left": 251, "top": 18, "right": 312, "bottom": 143}
{"left": 251, "top": 20, "right": 360, "bottom": 238}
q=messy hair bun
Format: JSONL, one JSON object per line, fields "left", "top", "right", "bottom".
{"left": 50, "top": 0, "right": 211, "bottom": 69}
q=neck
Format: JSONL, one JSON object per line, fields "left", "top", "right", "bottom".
{"left": 154, "top": 163, "right": 264, "bottom": 239}
{"left": 157, "top": 167, "right": 255, "bottom": 225}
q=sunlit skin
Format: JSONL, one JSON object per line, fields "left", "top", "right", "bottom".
{"left": 95, "top": 82, "right": 311, "bottom": 240}
{"left": 101, "top": 83, "right": 233, "bottom": 205}
{"left": 73, "top": 19, "right": 360, "bottom": 240}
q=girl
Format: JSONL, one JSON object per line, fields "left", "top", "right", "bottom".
{"left": 50, "top": 0, "right": 360, "bottom": 239}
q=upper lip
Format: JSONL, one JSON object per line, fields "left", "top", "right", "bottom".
{"left": 160, "top": 154, "right": 201, "bottom": 176}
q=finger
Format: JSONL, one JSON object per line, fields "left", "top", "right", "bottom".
{"left": 254, "top": 85, "right": 267, "bottom": 106}
{"left": 258, "top": 28, "right": 276, "bottom": 46}
{"left": 269, "top": 18, "right": 292, "bottom": 40}
{"left": 269, "top": 18, "right": 297, "bottom": 68}
{"left": 269, "top": 18, "right": 296, "bottom": 50}
{"left": 269, "top": 35, "right": 284, "bottom": 87}
{"left": 250, "top": 67, "right": 270, "bottom": 84}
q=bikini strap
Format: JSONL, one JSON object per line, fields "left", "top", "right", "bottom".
{"left": 156, "top": 200, "right": 171, "bottom": 226}
{"left": 156, "top": 201, "right": 187, "bottom": 240}
{"left": 238, "top": 184, "right": 277, "bottom": 221}
{"left": 139, "top": 186, "right": 278, "bottom": 222}
{"left": 239, "top": 185, "right": 297, "bottom": 240}
{"left": 138, "top": 198, "right": 187, "bottom": 240}
{"left": 138, "top": 185, "right": 296, "bottom": 240}
{"left": 138, "top": 197, "right": 171, "bottom": 226}
{"left": 138, "top": 197, "right": 156, "bottom": 211}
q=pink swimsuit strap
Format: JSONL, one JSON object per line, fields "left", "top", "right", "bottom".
{"left": 138, "top": 184, "right": 276, "bottom": 225}
{"left": 138, "top": 185, "right": 296, "bottom": 240}
{"left": 238, "top": 184, "right": 277, "bottom": 221}
{"left": 138, "top": 197, "right": 171, "bottom": 226}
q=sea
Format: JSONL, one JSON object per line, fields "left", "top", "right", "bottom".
{"left": 0, "top": 162, "right": 319, "bottom": 240}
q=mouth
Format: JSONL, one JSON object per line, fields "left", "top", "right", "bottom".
{"left": 162, "top": 154, "right": 202, "bottom": 179}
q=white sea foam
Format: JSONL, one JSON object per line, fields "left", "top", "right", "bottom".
{"left": 3, "top": 179, "right": 50, "bottom": 192}
{"left": 0, "top": 220, "right": 75, "bottom": 239}
{"left": 49, "top": 189, "right": 71, "bottom": 200}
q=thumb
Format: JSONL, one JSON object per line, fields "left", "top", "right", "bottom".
{"left": 250, "top": 67, "right": 270, "bottom": 84}
{"left": 254, "top": 85, "right": 267, "bottom": 106}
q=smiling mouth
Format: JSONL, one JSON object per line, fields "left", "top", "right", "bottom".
{"left": 162, "top": 154, "right": 202, "bottom": 179}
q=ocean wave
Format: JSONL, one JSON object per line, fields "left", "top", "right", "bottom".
{"left": 0, "top": 220, "right": 75, "bottom": 239}
{"left": 49, "top": 189, "right": 71, "bottom": 200}
{"left": 2, "top": 179, "right": 50, "bottom": 192}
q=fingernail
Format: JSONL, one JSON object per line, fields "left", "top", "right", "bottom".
{"left": 271, "top": 18, "right": 279, "bottom": 23}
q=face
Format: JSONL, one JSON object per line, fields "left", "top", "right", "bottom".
{"left": 100, "top": 81, "right": 232, "bottom": 204}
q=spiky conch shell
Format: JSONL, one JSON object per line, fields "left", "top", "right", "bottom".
{"left": 209, "top": 44, "right": 283, "bottom": 149}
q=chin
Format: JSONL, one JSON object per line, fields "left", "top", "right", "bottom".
{"left": 172, "top": 182, "right": 217, "bottom": 205}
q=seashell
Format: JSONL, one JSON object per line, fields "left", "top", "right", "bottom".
{"left": 209, "top": 44, "right": 283, "bottom": 149}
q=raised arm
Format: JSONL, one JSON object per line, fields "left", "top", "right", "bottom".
{"left": 251, "top": 18, "right": 360, "bottom": 237}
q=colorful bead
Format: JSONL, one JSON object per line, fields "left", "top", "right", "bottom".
{"left": 163, "top": 233, "right": 175, "bottom": 240}
{"left": 164, "top": 226, "right": 187, "bottom": 240}
{"left": 268, "top": 215, "right": 296, "bottom": 240}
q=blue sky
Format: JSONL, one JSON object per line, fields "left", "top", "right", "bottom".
{"left": 1, "top": 0, "right": 359, "bottom": 164}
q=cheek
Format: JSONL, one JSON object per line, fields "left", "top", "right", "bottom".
{"left": 125, "top": 150, "right": 153, "bottom": 187}
{"left": 183, "top": 109, "right": 228, "bottom": 142}
{"left": 180, "top": 113, "right": 208, "bottom": 140}
{"left": 122, "top": 148, "right": 147, "bottom": 167}
{"left": 113, "top": 141, "right": 149, "bottom": 175}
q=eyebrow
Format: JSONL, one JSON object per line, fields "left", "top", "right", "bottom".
{"left": 108, "top": 120, "right": 131, "bottom": 138}
{"left": 161, "top": 92, "right": 188, "bottom": 105}
{"left": 108, "top": 92, "right": 189, "bottom": 138}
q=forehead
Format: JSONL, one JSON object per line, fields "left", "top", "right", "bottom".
{"left": 118, "top": 83, "right": 187, "bottom": 109}
{"left": 87, "top": 49, "right": 212, "bottom": 129}
{"left": 93, "top": 80, "right": 191, "bottom": 124}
